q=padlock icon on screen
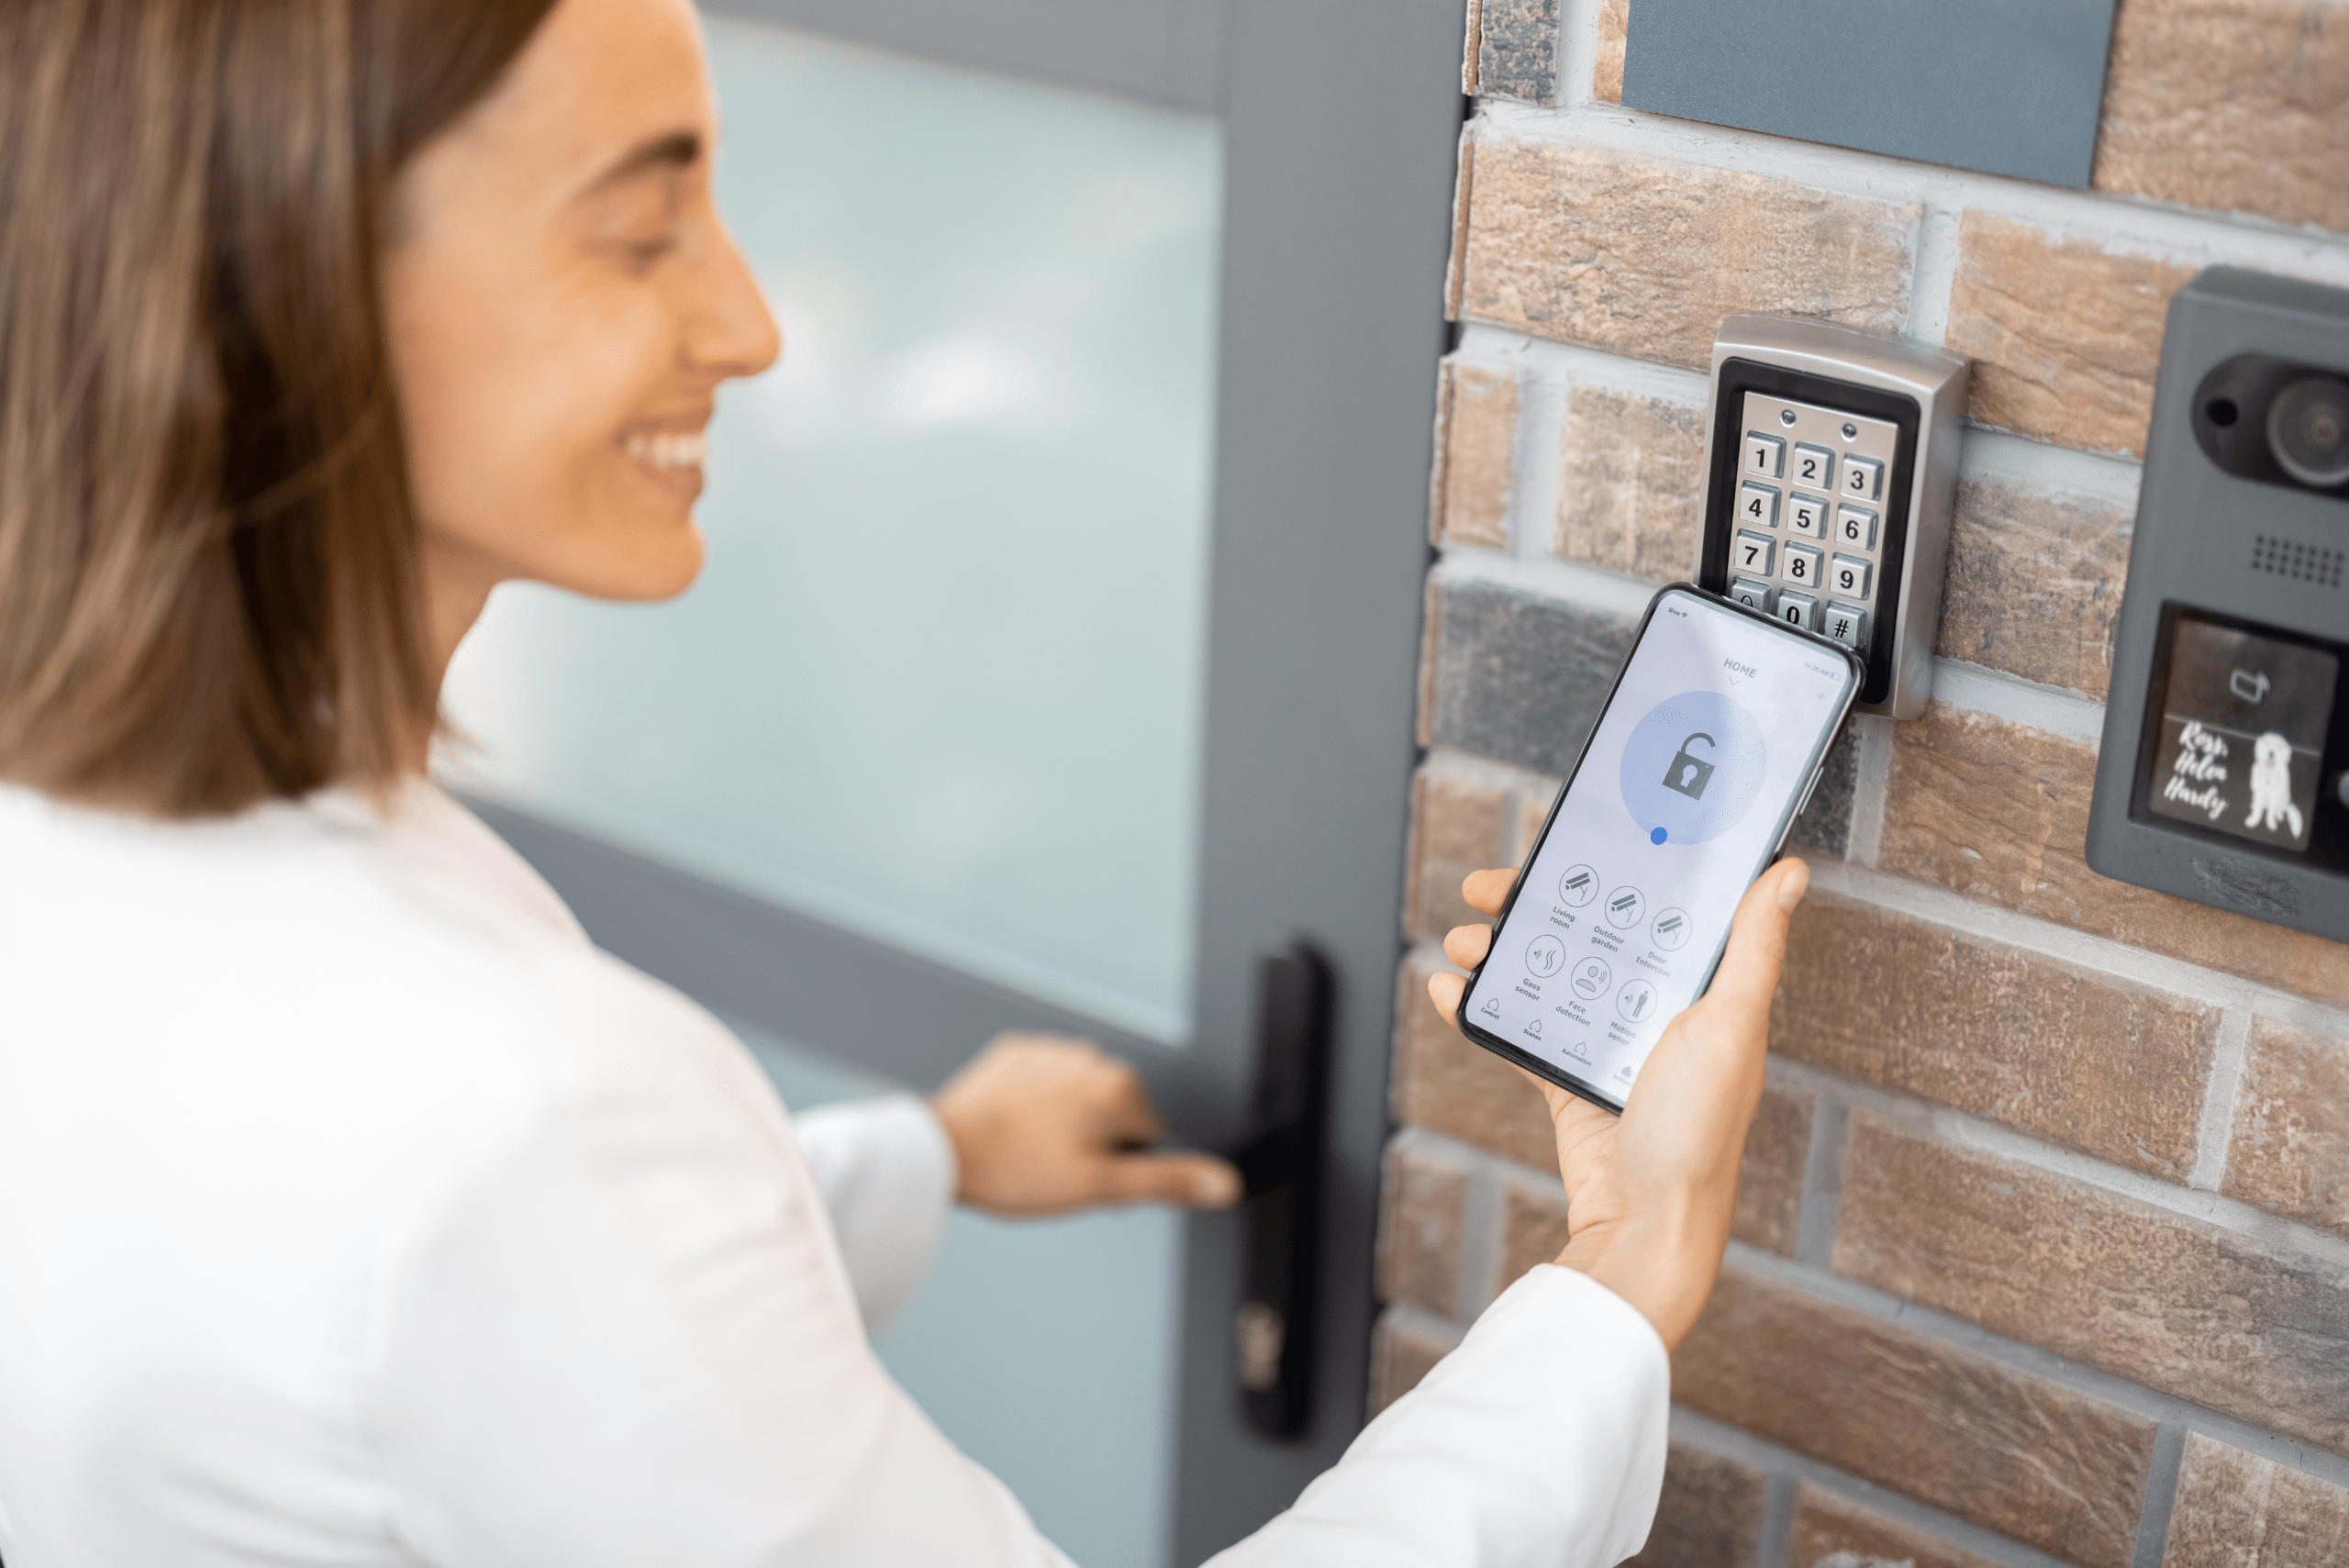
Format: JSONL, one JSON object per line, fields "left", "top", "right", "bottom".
{"left": 1663, "top": 732, "right": 1716, "bottom": 800}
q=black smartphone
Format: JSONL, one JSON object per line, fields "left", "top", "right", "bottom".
{"left": 1455, "top": 584, "right": 1864, "bottom": 1114}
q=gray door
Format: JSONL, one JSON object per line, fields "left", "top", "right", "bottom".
{"left": 442, "top": 4, "right": 1464, "bottom": 1562}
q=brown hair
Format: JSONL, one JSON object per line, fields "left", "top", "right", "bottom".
{"left": 0, "top": 0, "right": 558, "bottom": 817}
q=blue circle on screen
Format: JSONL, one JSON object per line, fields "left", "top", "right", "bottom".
{"left": 1619, "top": 690, "right": 1767, "bottom": 846}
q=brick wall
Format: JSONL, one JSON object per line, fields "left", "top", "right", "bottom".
{"left": 1380, "top": 3, "right": 2349, "bottom": 1564}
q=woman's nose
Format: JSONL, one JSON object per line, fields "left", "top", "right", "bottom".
{"left": 689, "top": 223, "right": 782, "bottom": 380}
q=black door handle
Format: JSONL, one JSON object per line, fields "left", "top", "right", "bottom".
{"left": 1226, "top": 940, "right": 1332, "bottom": 1440}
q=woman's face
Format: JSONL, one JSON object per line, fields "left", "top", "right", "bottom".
{"left": 384, "top": 0, "right": 778, "bottom": 628}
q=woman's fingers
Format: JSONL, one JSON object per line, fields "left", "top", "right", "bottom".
{"left": 1692, "top": 856, "right": 1809, "bottom": 1027}
{"left": 1098, "top": 1151, "right": 1243, "bottom": 1209}
{"left": 1461, "top": 867, "right": 1516, "bottom": 916}
{"left": 1427, "top": 969, "right": 1466, "bottom": 1025}
{"left": 1442, "top": 920, "right": 1492, "bottom": 971}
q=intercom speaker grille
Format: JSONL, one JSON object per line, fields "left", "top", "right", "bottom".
{"left": 2249, "top": 534, "right": 2343, "bottom": 588}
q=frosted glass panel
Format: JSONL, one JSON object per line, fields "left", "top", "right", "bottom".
{"left": 441, "top": 16, "right": 1221, "bottom": 1043}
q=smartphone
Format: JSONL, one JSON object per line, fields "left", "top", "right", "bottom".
{"left": 1455, "top": 584, "right": 1863, "bottom": 1113}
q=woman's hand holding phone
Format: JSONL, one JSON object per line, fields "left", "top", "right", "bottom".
{"left": 1426, "top": 857, "right": 1810, "bottom": 1351}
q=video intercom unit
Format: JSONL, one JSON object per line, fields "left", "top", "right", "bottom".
{"left": 1694, "top": 316, "right": 1970, "bottom": 719}
{"left": 2087, "top": 267, "right": 2349, "bottom": 944}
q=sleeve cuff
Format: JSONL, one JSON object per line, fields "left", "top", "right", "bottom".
{"left": 791, "top": 1095, "right": 958, "bottom": 1334}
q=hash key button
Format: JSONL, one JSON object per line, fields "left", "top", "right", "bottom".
{"left": 1823, "top": 602, "right": 1869, "bottom": 650}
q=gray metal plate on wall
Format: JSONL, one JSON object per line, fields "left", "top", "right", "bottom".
{"left": 1622, "top": 0, "right": 2118, "bottom": 189}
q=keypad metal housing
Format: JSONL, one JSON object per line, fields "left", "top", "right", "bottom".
{"left": 1695, "top": 316, "right": 1970, "bottom": 718}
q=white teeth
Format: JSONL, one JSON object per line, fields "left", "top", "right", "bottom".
{"left": 625, "top": 430, "right": 707, "bottom": 472}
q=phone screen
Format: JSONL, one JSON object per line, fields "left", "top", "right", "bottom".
{"left": 1460, "top": 586, "right": 1858, "bottom": 1109}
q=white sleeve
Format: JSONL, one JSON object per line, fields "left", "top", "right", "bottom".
{"left": 369, "top": 986, "right": 1074, "bottom": 1568}
{"left": 793, "top": 1095, "right": 958, "bottom": 1333}
{"left": 1207, "top": 1267, "right": 1670, "bottom": 1568}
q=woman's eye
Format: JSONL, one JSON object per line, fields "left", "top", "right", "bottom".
{"left": 617, "top": 233, "right": 677, "bottom": 271}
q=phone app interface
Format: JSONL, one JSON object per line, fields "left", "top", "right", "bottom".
{"left": 1468, "top": 591, "right": 1853, "bottom": 1105}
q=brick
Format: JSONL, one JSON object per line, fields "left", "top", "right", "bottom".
{"left": 1627, "top": 1444, "right": 1766, "bottom": 1568}
{"left": 1431, "top": 358, "right": 1520, "bottom": 550}
{"left": 2093, "top": 0, "right": 2349, "bottom": 237}
{"left": 1593, "top": 0, "right": 1628, "bottom": 103}
{"left": 1455, "top": 138, "right": 1917, "bottom": 371}
{"left": 1787, "top": 1488, "right": 2000, "bottom": 1568}
{"left": 1368, "top": 1308, "right": 1452, "bottom": 1415}
{"left": 1674, "top": 1267, "right": 2157, "bottom": 1567}
{"left": 1832, "top": 1115, "right": 2349, "bottom": 1458}
{"left": 1393, "top": 951, "right": 1559, "bottom": 1172}
{"left": 1553, "top": 384, "right": 1705, "bottom": 580}
{"left": 1376, "top": 1140, "right": 1469, "bottom": 1318}
{"left": 2223, "top": 1016, "right": 2349, "bottom": 1242}
{"left": 2164, "top": 1433, "right": 2349, "bottom": 1567}
{"left": 1936, "top": 475, "right": 2133, "bottom": 698}
{"left": 1785, "top": 721, "right": 1858, "bottom": 861}
{"left": 1494, "top": 1081, "right": 1810, "bottom": 1288}
{"left": 1422, "top": 578, "right": 1634, "bottom": 778}
{"left": 1879, "top": 703, "right": 2349, "bottom": 1006}
{"left": 1403, "top": 762, "right": 1510, "bottom": 945}
{"left": 1498, "top": 1179, "right": 1572, "bottom": 1290}
{"left": 1467, "top": 0, "right": 1559, "bottom": 105}
{"left": 1771, "top": 892, "right": 2218, "bottom": 1179}
{"left": 1943, "top": 211, "right": 2195, "bottom": 457}
{"left": 1733, "top": 1082, "right": 1810, "bottom": 1257}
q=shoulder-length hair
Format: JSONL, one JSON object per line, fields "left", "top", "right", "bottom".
{"left": 0, "top": 0, "right": 557, "bottom": 817}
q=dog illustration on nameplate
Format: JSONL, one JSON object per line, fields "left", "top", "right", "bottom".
{"left": 2245, "top": 731, "right": 2305, "bottom": 840}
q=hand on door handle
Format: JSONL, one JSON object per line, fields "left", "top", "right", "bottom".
{"left": 930, "top": 1033, "right": 1242, "bottom": 1217}
{"left": 1426, "top": 859, "right": 1808, "bottom": 1351}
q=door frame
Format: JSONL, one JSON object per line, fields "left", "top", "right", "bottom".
{"left": 474, "top": 3, "right": 1466, "bottom": 1558}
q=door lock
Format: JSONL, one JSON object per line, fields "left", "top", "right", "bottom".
{"left": 1225, "top": 940, "right": 1332, "bottom": 1440}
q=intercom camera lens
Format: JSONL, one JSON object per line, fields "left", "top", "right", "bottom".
{"left": 2267, "top": 376, "right": 2349, "bottom": 487}
{"left": 2206, "top": 397, "right": 2238, "bottom": 428}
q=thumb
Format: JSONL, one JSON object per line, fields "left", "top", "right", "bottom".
{"left": 1698, "top": 856, "right": 1808, "bottom": 1022}
{"left": 1099, "top": 1152, "right": 1244, "bottom": 1210}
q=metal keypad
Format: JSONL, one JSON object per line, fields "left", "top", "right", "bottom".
{"left": 1739, "top": 392, "right": 1900, "bottom": 641}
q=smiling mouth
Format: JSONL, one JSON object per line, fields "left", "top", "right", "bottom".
{"left": 622, "top": 429, "right": 707, "bottom": 473}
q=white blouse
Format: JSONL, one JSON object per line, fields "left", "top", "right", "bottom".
{"left": 0, "top": 782, "right": 1668, "bottom": 1567}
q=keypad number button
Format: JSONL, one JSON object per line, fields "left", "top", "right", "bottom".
{"left": 1842, "top": 455, "right": 1883, "bottom": 501}
{"left": 1790, "top": 444, "right": 1835, "bottom": 493}
{"left": 1829, "top": 553, "right": 1872, "bottom": 599}
{"left": 1729, "top": 577, "right": 1776, "bottom": 614}
{"left": 1739, "top": 482, "right": 1780, "bottom": 529}
{"left": 1823, "top": 602, "right": 1869, "bottom": 650}
{"left": 1733, "top": 530, "right": 1776, "bottom": 577}
{"left": 1743, "top": 432, "right": 1786, "bottom": 479}
{"left": 1776, "top": 590, "right": 1820, "bottom": 632}
{"left": 1787, "top": 494, "right": 1829, "bottom": 539}
{"left": 1836, "top": 506, "right": 1877, "bottom": 550}
{"left": 1782, "top": 542, "right": 1821, "bottom": 588}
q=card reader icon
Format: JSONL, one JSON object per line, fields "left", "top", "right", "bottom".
{"left": 2231, "top": 668, "right": 2271, "bottom": 704}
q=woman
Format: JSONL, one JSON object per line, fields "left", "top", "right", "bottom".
{"left": 0, "top": 0, "right": 1808, "bottom": 1562}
